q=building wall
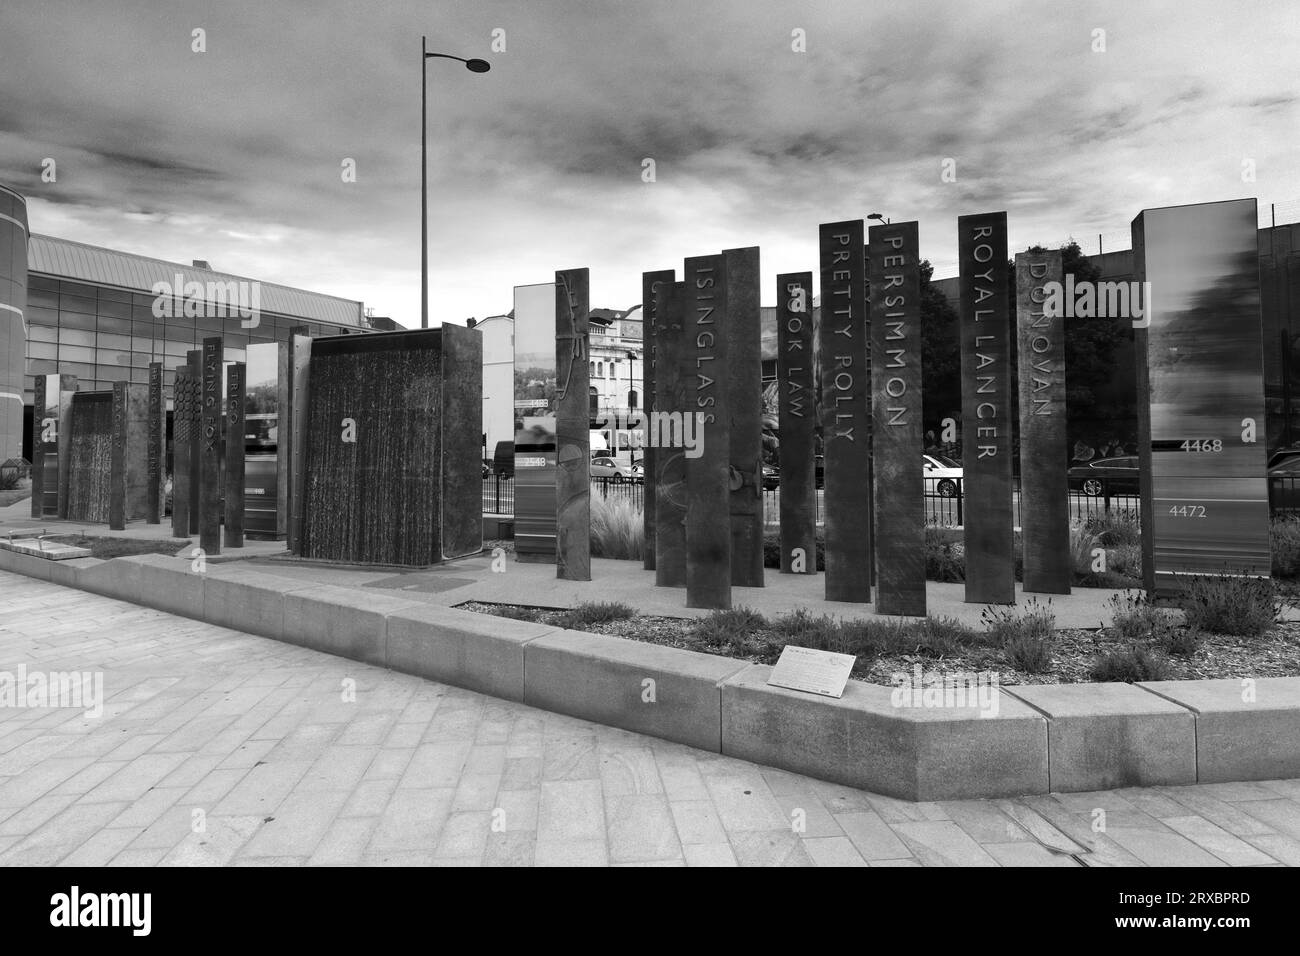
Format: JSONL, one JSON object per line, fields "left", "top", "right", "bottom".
{"left": 0, "top": 184, "right": 27, "bottom": 463}
{"left": 23, "top": 273, "right": 355, "bottom": 409}
{"left": 589, "top": 312, "right": 642, "bottom": 419}
{"left": 476, "top": 313, "right": 514, "bottom": 453}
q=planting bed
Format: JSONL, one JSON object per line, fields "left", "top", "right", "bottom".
{"left": 458, "top": 598, "right": 1300, "bottom": 686}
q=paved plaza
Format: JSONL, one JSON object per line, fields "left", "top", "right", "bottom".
{"left": 2, "top": 570, "right": 1299, "bottom": 867}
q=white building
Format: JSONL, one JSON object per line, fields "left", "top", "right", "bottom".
{"left": 477, "top": 305, "right": 645, "bottom": 454}
{"left": 476, "top": 312, "right": 514, "bottom": 454}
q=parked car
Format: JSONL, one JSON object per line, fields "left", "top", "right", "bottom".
{"left": 1067, "top": 456, "right": 1139, "bottom": 496}
{"left": 481, "top": 459, "right": 491, "bottom": 479}
{"left": 922, "top": 454, "right": 963, "bottom": 497}
{"left": 591, "top": 456, "right": 633, "bottom": 483}
{"left": 761, "top": 463, "right": 780, "bottom": 490}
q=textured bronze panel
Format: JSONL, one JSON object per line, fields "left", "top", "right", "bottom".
{"left": 31, "top": 375, "right": 45, "bottom": 519}
{"left": 642, "top": 269, "right": 674, "bottom": 572}
{"left": 724, "top": 246, "right": 764, "bottom": 588}
{"left": 653, "top": 281, "right": 688, "bottom": 588}
{"left": 869, "top": 222, "right": 926, "bottom": 616}
{"left": 147, "top": 363, "right": 163, "bottom": 523}
{"left": 224, "top": 363, "right": 245, "bottom": 548}
{"left": 819, "top": 220, "right": 871, "bottom": 602}
{"left": 172, "top": 367, "right": 193, "bottom": 538}
{"left": 776, "top": 272, "right": 817, "bottom": 575}
{"left": 685, "top": 254, "right": 731, "bottom": 609}
{"left": 555, "top": 268, "right": 592, "bottom": 581}
{"left": 110, "top": 382, "right": 127, "bottom": 531}
{"left": 441, "top": 324, "right": 483, "bottom": 559}
{"left": 1015, "top": 250, "right": 1070, "bottom": 594}
{"left": 187, "top": 349, "right": 201, "bottom": 534}
{"left": 958, "top": 211, "right": 1015, "bottom": 604}
{"left": 200, "top": 337, "right": 222, "bottom": 554}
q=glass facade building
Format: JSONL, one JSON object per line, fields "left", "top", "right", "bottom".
{"left": 17, "top": 232, "right": 371, "bottom": 457}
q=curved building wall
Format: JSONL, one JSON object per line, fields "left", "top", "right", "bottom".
{"left": 0, "top": 183, "right": 28, "bottom": 463}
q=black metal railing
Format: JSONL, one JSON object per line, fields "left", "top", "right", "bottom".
{"left": 1269, "top": 476, "right": 1300, "bottom": 516}
{"left": 483, "top": 472, "right": 1146, "bottom": 526}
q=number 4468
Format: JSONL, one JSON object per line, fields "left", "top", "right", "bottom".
{"left": 1180, "top": 439, "right": 1222, "bottom": 452}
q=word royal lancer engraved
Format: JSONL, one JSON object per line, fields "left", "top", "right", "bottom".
{"left": 958, "top": 212, "right": 1014, "bottom": 605}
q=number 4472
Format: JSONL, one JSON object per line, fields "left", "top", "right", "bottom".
{"left": 1169, "top": 504, "right": 1207, "bottom": 518}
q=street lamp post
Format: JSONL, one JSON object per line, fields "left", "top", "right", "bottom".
{"left": 867, "top": 212, "right": 891, "bottom": 225}
{"left": 422, "top": 37, "right": 490, "bottom": 329}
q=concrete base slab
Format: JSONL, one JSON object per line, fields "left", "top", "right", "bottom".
{"left": 130, "top": 553, "right": 206, "bottom": 620}
{"left": 0, "top": 545, "right": 52, "bottom": 581}
{"left": 1142, "top": 678, "right": 1300, "bottom": 784}
{"left": 281, "top": 585, "right": 423, "bottom": 667}
{"left": 721, "top": 664, "right": 1049, "bottom": 801}
{"left": 202, "top": 565, "right": 317, "bottom": 640}
{"left": 387, "top": 604, "right": 556, "bottom": 702}
{"left": 1007, "top": 682, "right": 1196, "bottom": 792}
{"left": 523, "top": 629, "right": 748, "bottom": 752}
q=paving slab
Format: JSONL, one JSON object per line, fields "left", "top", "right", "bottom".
{"left": 1, "top": 569, "right": 1296, "bottom": 867}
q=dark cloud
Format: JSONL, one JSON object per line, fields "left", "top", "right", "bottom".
{"left": 0, "top": 0, "right": 1296, "bottom": 323}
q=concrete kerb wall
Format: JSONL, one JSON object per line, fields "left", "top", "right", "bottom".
{"left": 2, "top": 546, "right": 1299, "bottom": 800}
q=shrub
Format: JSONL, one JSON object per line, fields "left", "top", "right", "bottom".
{"left": 1107, "top": 544, "right": 1143, "bottom": 579}
{"left": 1271, "top": 518, "right": 1300, "bottom": 579}
{"left": 1177, "top": 573, "right": 1285, "bottom": 637}
{"left": 694, "top": 607, "right": 766, "bottom": 650}
{"left": 1069, "top": 522, "right": 1100, "bottom": 575}
{"left": 924, "top": 526, "right": 965, "bottom": 582}
{"left": 590, "top": 494, "right": 643, "bottom": 560}
{"left": 1077, "top": 569, "right": 1143, "bottom": 589}
{"left": 769, "top": 608, "right": 843, "bottom": 653}
{"left": 1107, "top": 591, "right": 1175, "bottom": 643}
{"left": 0, "top": 471, "right": 21, "bottom": 491}
{"left": 981, "top": 599, "right": 1055, "bottom": 674}
{"left": 553, "top": 601, "right": 637, "bottom": 629}
{"left": 1159, "top": 626, "right": 1205, "bottom": 658}
{"left": 1089, "top": 645, "right": 1171, "bottom": 682}
{"left": 918, "top": 614, "right": 990, "bottom": 651}
{"left": 490, "top": 605, "right": 539, "bottom": 622}
{"left": 1084, "top": 510, "right": 1142, "bottom": 548}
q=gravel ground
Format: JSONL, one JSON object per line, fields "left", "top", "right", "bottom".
{"left": 458, "top": 600, "right": 1300, "bottom": 686}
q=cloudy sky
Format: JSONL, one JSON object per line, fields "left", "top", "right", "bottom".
{"left": 1, "top": 0, "right": 1297, "bottom": 326}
